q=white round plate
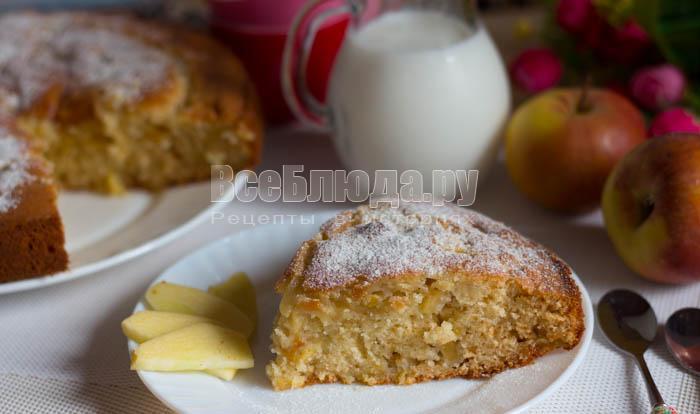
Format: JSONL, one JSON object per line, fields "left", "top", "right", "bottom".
{"left": 129, "top": 211, "right": 594, "bottom": 414}
{"left": 0, "top": 176, "right": 244, "bottom": 295}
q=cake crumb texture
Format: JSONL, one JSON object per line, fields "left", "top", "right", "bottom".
{"left": 267, "top": 203, "right": 584, "bottom": 390}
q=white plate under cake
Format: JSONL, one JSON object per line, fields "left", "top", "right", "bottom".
{"left": 130, "top": 212, "right": 593, "bottom": 414}
{"left": 267, "top": 203, "right": 584, "bottom": 390}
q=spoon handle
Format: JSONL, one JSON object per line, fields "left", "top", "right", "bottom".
{"left": 636, "top": 353, "right": 664, "bottom": 405}
{"left": 636, "top": 354, "right": 678, "bottom": 413}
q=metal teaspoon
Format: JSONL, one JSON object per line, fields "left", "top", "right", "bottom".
{"left": 665, "top": 307, "right": 700, "bottom": 376}
{"left": 598, "top": 289, "right": 678, "bottom": 414}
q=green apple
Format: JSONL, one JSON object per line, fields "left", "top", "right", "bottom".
{"left": 603, "top": 133, "right": 700, "bottom": 284}
{"left": 506, "top": 88, "right": 647, "bottom": 213}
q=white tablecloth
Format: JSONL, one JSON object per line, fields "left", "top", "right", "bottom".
{"left": 1, "top": 128, "right": 698, "bottom": 413}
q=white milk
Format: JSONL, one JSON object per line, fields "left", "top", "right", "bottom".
{"left": 327, "top": 10, "right": 510, "bottom": 192}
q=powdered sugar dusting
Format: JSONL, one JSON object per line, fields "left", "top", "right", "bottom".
{"left": 0, "top": 12, "right": 173, "bottom": 113}
{"left": 0, "top": 127, "right": 33, "bottom": 213}
{"left": 302, "top": 203, "right": 570, "bottom": 291}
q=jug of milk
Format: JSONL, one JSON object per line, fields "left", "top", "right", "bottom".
{"left": 282, "top": 0, "right": 510, "bottom": 191}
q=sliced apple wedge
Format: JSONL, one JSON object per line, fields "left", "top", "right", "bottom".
{"left": 131, "top": 323, "right": 254, "bottom": 372}
{"left": 145, "top": 282, "right": 253, "bottom": 337}
{"left": 122, "top": 312, "right": 238, "bottom": 380}
{"left": 208, "top": 272, "right": 257, "bottom": 321}
{"left": 122, "top": 311, "right": 218, "bottom": 343}
{"left": 205, "top": 368, "right": 236, "bottom": 381}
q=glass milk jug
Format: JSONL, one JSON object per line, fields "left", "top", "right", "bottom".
{"left": 282, "top": 0, "right": 510, "bottom": 191}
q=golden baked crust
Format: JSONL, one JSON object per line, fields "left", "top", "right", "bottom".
{"left": 267, "top": 203, "right": 584, "bottom": 390}
{"left": 0, "top": 11, "right": 262, "bottom": 192}
{"left": 0, "top": 122, "right": 68, "bottom": 282}
{"left": 280, "top": 202, "right": 580, "bottom": 295}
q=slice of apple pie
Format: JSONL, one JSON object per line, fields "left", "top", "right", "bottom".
{"left": 266, "top": 202, "right": 584, "bottom": 390}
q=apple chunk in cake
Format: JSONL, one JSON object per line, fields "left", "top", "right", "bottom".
{"left": 266, "top": 203, "right": 584, "bottom": 390}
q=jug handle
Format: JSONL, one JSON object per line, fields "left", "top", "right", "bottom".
{"left": 282, "top": 0, "right": 352, "bottom": 128}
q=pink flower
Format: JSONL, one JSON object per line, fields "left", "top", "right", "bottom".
{"left": 597, "top": 20, "right": 651, "bottom": 63}
{"left": 616, "top": 20, "right": 650, "bottom": 44}
{"left": 556, "top": 0, "right": 594, "bottom": 33}
{"left": 649, "top": 108, "right": 700, "bottom": 137}
{"left": 509, "top": 48, "right": 563, "bottom": 93}
{"left": 630, "top": 64, "right": 686, "bottom": 111}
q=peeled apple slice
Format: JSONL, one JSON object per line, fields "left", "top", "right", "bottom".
{"left": 130, "top": 323, "right": 254, "bottom": 372}
{"left": 145, "top": 282, "right": 253, "bottom": 337}
{"left": 121, "top": 310, "right": 219, "bottom": 343}
{"left": 208, "top": 272, "right": 257, "bottom": 321}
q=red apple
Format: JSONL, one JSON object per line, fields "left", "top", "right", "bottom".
{"left": 602, "top": 134, "right": 700, "bottom": 284}
{"left": 506, "top": 88, "right": 647, "bottom": 213}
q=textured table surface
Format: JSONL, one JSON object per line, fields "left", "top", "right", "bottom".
{"left": 1, "top": 128, "right": 698, "bottom": 413}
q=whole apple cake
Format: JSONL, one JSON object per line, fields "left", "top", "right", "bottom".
{"left": 0, "top": 11, "right": 262, "bottom": 193}
{"left": 0, "top": 11, "right": 262, "bottom": 283}
{"left": 267, "top": 203, "right": 584, "bottom": 390}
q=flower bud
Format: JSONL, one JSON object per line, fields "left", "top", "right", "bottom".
{"left": 649, "top": 108, "right": 700, "bottom": 137}
{"left": 556, "top": 0, "right": 594, "bottom": 33}
{"left": 597, "top": 20, "right": 650, "bottom": 63}
{"left": 630, "top": 64, "right": 686, "bottom": 111}
{"left": 509, "top": 48, "right": 563, "bottom": 93}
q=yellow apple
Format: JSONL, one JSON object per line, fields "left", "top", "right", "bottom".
{"left": 506, "top": 88, "right": 646, "bottom": 213}
{"left": 603, "top": 133, "right": 700, "bottom": 284}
